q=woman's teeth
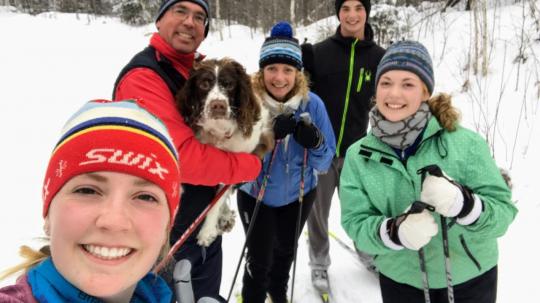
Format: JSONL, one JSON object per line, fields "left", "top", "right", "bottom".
{"left": 83, "top": 245, "right": 132, "bottom": 260}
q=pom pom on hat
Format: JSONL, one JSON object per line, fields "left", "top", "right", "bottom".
{"left": 42, "top": 99, "right": 181, "bottom": 223}
{"left": 270, "top": 21, "right": 293, "bottom": 38}
{"left": 259, "top": 21, "right": 303, "bottom": 70}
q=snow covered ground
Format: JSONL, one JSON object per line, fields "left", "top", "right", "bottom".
{"left": 0, "top": 2, "right": 539, "bottom": 302}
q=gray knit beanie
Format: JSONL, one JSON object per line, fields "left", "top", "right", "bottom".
{"left": 375, "top": 40, "right": 434, "bottom": 95}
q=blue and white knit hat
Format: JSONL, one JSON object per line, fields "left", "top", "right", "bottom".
{"left": 375, "top": 40, "right": 434, "bottom": 95}
{"left": 259, "top": 21, "right": 303, "bottom": 70}
{"left": 155, "top": 0, "right": 210, "bottom": 37}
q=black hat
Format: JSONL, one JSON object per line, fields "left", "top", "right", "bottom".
{"left": 335, "top": 0, "right": 371, "bottom": 20}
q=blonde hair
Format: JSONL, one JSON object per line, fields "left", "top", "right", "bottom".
{"left": 427, "top": 93, "right": 460, "bottom": 132}
{"left": 252, "top": 68, "right": 309, "bottom": 100}
{"left": 0, "top": 245, "right": 49, "bottom": 281}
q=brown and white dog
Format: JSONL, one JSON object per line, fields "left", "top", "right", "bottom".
{"left": 176, "top": 58, "right": 274, "bottom": 246}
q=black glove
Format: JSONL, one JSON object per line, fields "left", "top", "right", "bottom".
{"left": 293, "top": 120, "right": 323, "bottom": 149}
{"left": 273, "top": 113, "right": 296, "bottom": 140}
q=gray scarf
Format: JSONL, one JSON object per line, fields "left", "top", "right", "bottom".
{"left": 369, "top": 102, "right": 432, "bottom": 150}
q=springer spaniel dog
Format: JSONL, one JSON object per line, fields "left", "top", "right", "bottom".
{"left": 176, "top": 58, "right": 274, "bottom": 247}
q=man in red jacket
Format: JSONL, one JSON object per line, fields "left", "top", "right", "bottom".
{"left": 113, "top": 1, "right": 261, "bottom": 301}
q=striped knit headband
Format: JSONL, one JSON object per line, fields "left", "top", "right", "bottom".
{"left": 42, "top": 99, "right": 181, "bottom": 222}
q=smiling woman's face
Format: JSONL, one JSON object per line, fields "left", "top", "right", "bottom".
{"left": 263, "top": 63, "right": 298, "bottom": 102}
{"left": 375, "top": 70, "right": 430, "bottom": 122}
{"left": 46, "top": 171, "right": 169, "bottom": 301}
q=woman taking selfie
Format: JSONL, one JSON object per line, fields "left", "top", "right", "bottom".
{"left": 0, "top": 99, "right": 181, "bottom": 303}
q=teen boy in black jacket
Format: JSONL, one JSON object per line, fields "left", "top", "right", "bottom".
{"left": 301, "top": 0, "right": 385, "bottom": 293}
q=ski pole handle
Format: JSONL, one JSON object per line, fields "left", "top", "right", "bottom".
{"left": 409, "top": 201, "right": 435, "bottom": 214}
{"left": 299, "top": 112, "right": 312, "bottom": 124}
{"left": 417, "top": 164, "right": 444, "bottom": 181}
{"left": 174, "top": 259, "right": 195, "bottom": 303}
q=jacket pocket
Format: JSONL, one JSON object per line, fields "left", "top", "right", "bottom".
{"left": 459, "top": 234, "right": 482, "bottom": 271}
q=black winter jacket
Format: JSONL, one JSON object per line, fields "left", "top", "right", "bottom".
{"left": 302, "top": 24, "right": 385, "bottom": 157}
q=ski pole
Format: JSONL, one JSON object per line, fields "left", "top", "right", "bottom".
{"left": 226, "top": 145, "right": 279, "bottom": 302}
{"left": 404, "top": 201, "right": 435, "bottom": 303}
{"left": 440, "top": 216, "right": 454, "bottom": 303}
{"left": 290, "top": 146, "right": 308, "bottom": 303}
{"left": 153, "top": 184, "right": 231, "bottom": 274}
{"left": 328, "top": 231, "right": 354, "bottom": 254}
{"left": 418, "top": 248, "right": 431, "bottom": 303}
{"left": 418, "top": 165, "right": 455, "bottom": 303}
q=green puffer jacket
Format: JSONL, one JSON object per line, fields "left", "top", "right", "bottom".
{"left": 340, "top": 116, "right": 517, "bottom": 289}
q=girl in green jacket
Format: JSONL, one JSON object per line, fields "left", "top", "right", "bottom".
{"left": 339, "top": 40, "right": 517, "bottom": 303}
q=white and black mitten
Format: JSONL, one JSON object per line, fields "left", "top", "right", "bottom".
{"left": 419, "top": 165, "right": 483, "bottom": 225}
{"left": 380, "top": 202, "right": 438, "bottom": 251}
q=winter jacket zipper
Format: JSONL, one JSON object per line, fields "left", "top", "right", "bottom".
{"left": 459, "top": 234, "right": 482, "bottom": 271}
{"left": 336, "top": 38, "right": 359, "bottom": 157}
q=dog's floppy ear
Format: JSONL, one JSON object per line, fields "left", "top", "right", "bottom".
{"left": 176, "top": 66, "right": 201, "bottom": 129}
{"left": 229, "top": 59, "right": 260, "bottom": 137}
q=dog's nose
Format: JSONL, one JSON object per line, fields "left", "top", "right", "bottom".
{"left": 209, "top": 100, "right": 228, "bottom": 118}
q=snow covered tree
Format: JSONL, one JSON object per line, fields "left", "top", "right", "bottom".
{"left": 119, "top": 0, "right": 158, "bottom": 26}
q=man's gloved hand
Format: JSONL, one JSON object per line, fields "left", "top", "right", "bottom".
{"left": 419, "top": 165, "right": 477, "bottom": 220}
{"left": 272, "top": 113, "right": 296, "bottom": 140}
{"left": 293, "top": 120, "right": 323, "bottom": 149}
{"left": 381, "top": 202, "right": 438, "bottom": 251}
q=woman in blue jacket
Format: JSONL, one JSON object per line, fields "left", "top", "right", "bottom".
{"left": 237, "top": 22, "right": 336, "bottom": 303}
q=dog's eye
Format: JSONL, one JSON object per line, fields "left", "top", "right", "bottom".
{"left": 198, "top": 79, "right": 212, "bottom": 91}
{"left": 220, "top": 80, "right": 235, "bottom": 91}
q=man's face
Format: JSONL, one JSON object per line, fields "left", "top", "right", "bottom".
{"left": 339, "top": 0, "right": 367, "bottom": 39}
{"left": 156, "top": 1, "right": 207, "bottom": 54}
